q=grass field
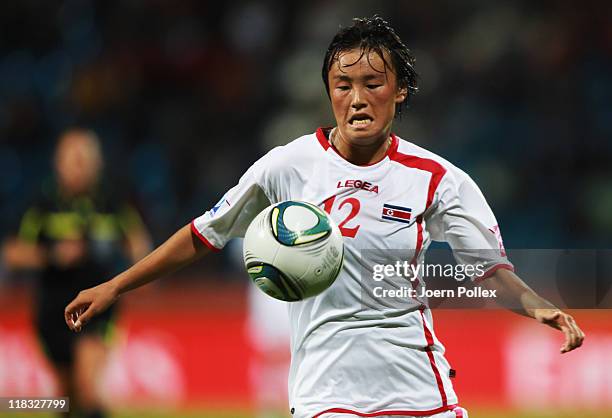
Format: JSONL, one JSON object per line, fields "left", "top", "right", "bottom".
{"left": 2, "top": 410, "right": 612, "bottom": 418}
{"left": 114, "top": 411, "right": 610, "bottom": 418}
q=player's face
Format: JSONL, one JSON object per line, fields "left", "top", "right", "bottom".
{"left": 55, "top": 132, "right": 102, "bottom": 195}
{"left": 328, "top": 48, "right": 407, "bottom": 147}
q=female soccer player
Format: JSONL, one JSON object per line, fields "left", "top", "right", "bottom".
{"left": 64, "top": 16, "right": 584, "bottom": 418}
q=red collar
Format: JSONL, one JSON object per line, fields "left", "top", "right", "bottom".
{"left": 315, "top": 127, "right": 398, "bottom": 166}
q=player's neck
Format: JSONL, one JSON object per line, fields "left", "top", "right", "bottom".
{"left": 330, "top": 127, "right": 391, "bottom": 166}
{"left": 58, "top": 182, "right": 95, "bottom": 198}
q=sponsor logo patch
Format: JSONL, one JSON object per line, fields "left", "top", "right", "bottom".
{"left": 210, "top": 196, "right": 230, "bottom": 216}
{"left": 336, "top": 179, "right": 379, "bottom": 193}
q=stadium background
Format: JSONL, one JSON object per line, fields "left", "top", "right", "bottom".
{"left": 0, "top": 0, "right": 611, "bottom": 417}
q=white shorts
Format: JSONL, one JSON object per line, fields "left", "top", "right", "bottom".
{"left": 318, "top": 406, "right": 468, "bottom": 418}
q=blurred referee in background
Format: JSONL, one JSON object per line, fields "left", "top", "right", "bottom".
{"left": 3, "top": 128, "right": 151, "bottom": 418}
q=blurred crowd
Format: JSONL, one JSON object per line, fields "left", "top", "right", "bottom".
{"left": 1, "top": 0, "right": 610, "bottom": 264}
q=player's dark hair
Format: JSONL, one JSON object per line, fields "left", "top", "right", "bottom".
{"left": 322, "top": 15, "right": 418, "bottom": 115}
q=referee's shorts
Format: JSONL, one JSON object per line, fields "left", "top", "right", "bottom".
{"left": 35, "top": 292, "right": 115, "bottom": 367}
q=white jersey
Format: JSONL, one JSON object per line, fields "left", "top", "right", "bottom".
{"left": 192, "top": 128, "right": 512, "bottom": 418}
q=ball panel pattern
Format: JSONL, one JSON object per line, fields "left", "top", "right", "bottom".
{"left": 247, "top": 263, "right": 303, "bottom": 302}
{"left": 271, "top": 201, "right": 331, "bottom": 246}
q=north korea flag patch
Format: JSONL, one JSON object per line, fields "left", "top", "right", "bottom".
{"left": 381, "top": 204, "right": 412, "bottom": 224}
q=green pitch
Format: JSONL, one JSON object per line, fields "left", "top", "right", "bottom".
{"left": 115, "top": 409, "right": 611, "bottom": 418}
{"left": 2, "top": 409, "right": 610, "bottom": 418}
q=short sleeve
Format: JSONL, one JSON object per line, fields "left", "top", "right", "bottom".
{"left": 425, "top": 168, "right": 513, "bottom": 282}
{"left": 191, "top": 153, "right": 274, "bottom": 251}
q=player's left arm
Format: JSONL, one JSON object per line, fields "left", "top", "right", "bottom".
{"left": 429, "top": 169, "right": 585, "bottom": 354}
{"left": 482, "top": 268, "right": 585, "bottom": 353}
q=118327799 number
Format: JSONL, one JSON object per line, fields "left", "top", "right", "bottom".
{"left": 0, "top": 397, "right": 69, "bottom": 412}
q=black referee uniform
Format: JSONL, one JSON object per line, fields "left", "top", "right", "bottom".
{"left": 17, "top": 184, "right": 145, "bottom": 366}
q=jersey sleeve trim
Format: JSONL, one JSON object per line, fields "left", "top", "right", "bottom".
{"left": 18, "top": 207, "right": 44, "bottom": 243}
{"left": 473, "top": 263, "right": 515, "bottom": 283}
{"left": 389, "top": 150, "right": 447, "bottom": 210}
{"left": 190, "top": 220, "right": 221, "bottom": 252}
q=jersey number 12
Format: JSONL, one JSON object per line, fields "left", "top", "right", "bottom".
{"left": 322, "top": 196, "right": 361, "bottom": 238}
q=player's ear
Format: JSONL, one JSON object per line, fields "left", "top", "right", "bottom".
{"left": 395, "top": 86, "right": 408, "bottom": 104}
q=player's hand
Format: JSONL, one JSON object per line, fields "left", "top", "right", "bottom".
{"left": 534, "top": 309, "right": 585, "bottom": 354}
{"left": 64, "top": 281, "right": 119, "bottom": 332}
{"left": 53, "top": 239, "right": 86, "bottom": 268}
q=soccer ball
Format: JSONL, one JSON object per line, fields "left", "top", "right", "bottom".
{"left": 243, "top": 201, "right": 344, "bottom": 302}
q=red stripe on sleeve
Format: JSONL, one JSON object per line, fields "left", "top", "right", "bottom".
{"left": 190, "top": 220, "right": 221, "bottom": 252}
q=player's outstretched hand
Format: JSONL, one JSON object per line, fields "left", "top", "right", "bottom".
{"left": 64, "top": 281, "right": 119, "bottom": 332}
{"left": 534, "top": 309, "right": 585, "bottom": 354}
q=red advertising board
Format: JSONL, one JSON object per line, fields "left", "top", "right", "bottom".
{"left": 0, "top": 285, "right": 610, "bottom": 414}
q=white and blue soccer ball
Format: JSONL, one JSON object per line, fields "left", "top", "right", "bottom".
{"left": 243, "top": 201, "right": 344, "bottom": 302}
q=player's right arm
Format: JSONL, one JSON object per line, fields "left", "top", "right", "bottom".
{"left": 64, "top": 223, "right": 209, "bottom": 332}
{"left": 65, "top": 147, "right": 281, "bottom": 332}
{"left": 2, "top": 238, "right": 47, "bottom": 269}
{"left": 3, "top": 207, "right": 47, "bottom": 270}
